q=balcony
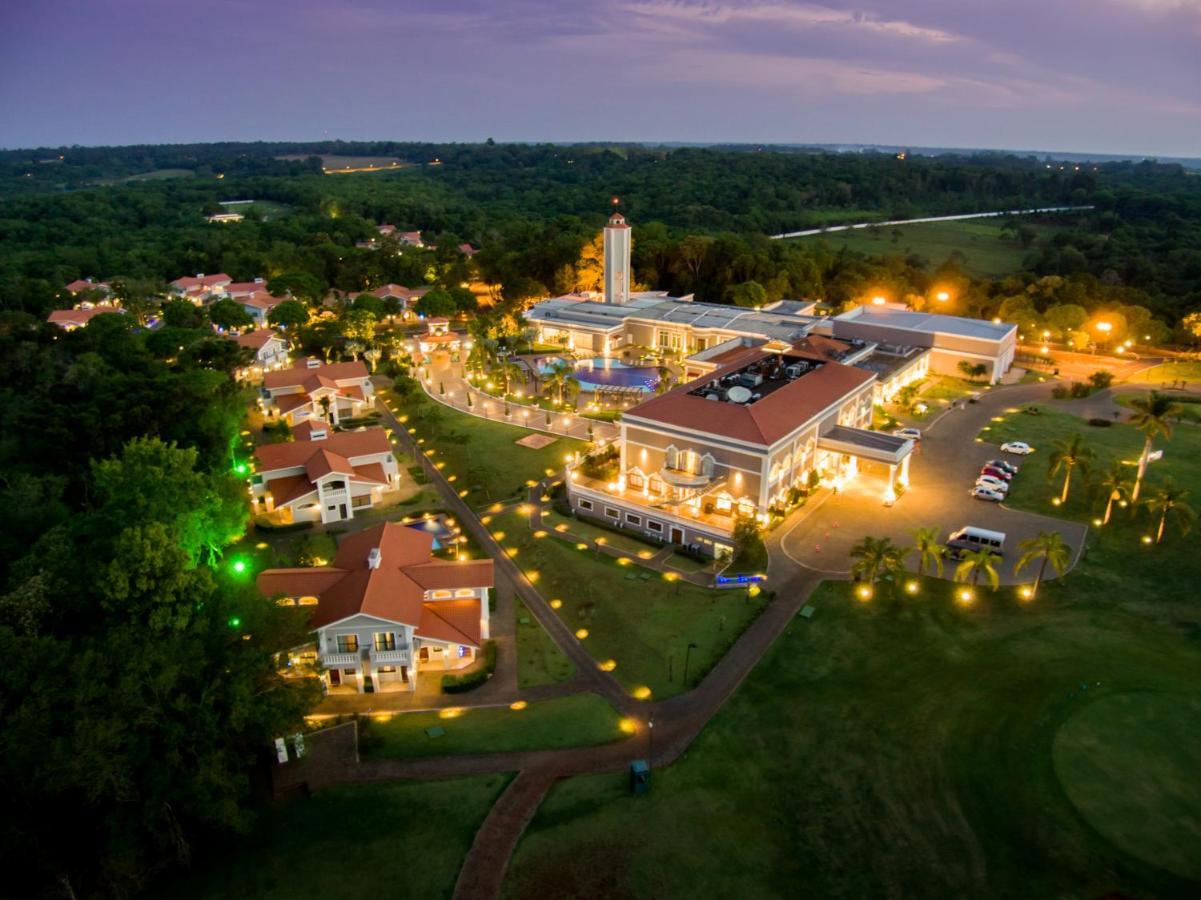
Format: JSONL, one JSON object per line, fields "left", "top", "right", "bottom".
{"left": 659, "top": 467, "right": 712, "bottom": 489}
{"left": 370, "top": 646, "right": 411, "bottom": 666}
{"left": 320, "top": 651, "right": 361, "bottom": 668}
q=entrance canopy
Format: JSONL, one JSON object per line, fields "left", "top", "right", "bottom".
{"left": 818, "top": 426, "right": 913, "bottom": 465}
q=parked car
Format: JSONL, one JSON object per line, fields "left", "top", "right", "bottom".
{"left": 976, "top": 475, "right": 1009, "bottom": 493}
{"left": 894, "top": 427, "right": 921, "bottom": 442}
{"left": 970, "top": 486, "right": 1006, "bottom": 502}
{"left": 980, "top": 465, "right": 1013, "bottom": 481}
{"left": 986, "top": 459, "right": 1019, "bottom": 475}
{"left": 1001, "top": 441, "right": 1035, "bottom": 455}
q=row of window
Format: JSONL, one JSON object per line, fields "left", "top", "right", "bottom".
{"left": 578, "top": 499, "right": 663, "bottom": 533}
{"left": 334, "top": 632, "right": 400, "bottom": 653}
{"left": 429, "top": 588, "right": 479, "bottom": 599}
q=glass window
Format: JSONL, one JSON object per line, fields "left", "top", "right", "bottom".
{"left": 579, "top": 499, "right": 593, "bottom": 510}
{"left": 647, "top": 520, "right": 663, "bottom": 532}
{"left": 626, "top": 513, "right": 641, "bottom": 526}
{"left": 373, "top": 632, "right": 396, "bottom": 651}
{"left": 605, "top": 507, "right": 619, "bottom": 518}
{"left": 336, "top": 634, "right": 359, "bottom": 653}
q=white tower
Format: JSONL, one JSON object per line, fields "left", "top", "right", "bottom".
{"left": 603, "top": 211, "right": 631, "bottom": 305}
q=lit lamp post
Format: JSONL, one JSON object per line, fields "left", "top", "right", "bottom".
{"left": 934, "top": 290, "right": 950, "bottom": 305}
{"left": 1094, "top": 320, "right": 1112, "bottom": 353}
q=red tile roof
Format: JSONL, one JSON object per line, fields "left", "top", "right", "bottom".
{"left": 171, "top": 273, "right": 232, "bottom": 290}
{"left": 230, "top": 329, "right": 283, "bottom": 350}
{"left": 225, "top": 280, "right": 269, "bottom": 296}
{"left": 47, "top": 307, "right": 122, "bottom": 328}
{"left": 254, "top": 428, "right": 391, "bottom": 472}
{"left": 262, "top": 359, "right": 369, "bottom": 390}
{"left": 256, "top": 522, "right": 492, "bottom": 633}
{"left": 65, "top": 278, "right": 109, "bottom": 294}
{"left": 239, "top": 291, "right": 288, "bottom": 311}
{"left": 626, "top": 353, "right": 875, "bottom": 447}
{"left": 305, "top": 448, "right": 356, "bottom": 481}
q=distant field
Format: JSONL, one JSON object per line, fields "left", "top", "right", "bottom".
{"left": 276, "top": 153, "right": 412, "bottom": 173}
{"left": 90, "top": 168, "right": 195, "bottom": 186}
{"left": 796, "top": 218, "right": 1066, "bottom": 277}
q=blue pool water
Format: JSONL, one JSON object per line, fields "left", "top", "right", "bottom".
{"left": 405, "top": 515, "right": 456, "bottom": 550}
{"left": 538, "top": 356, "right": 659, "bottom": 392}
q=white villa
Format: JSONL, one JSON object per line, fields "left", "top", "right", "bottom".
{"left": 229, "top": 329, "right": 290, "bottom": 377}
{"left": 251, "top": 425, "right": 399, "bottom": 525}
{"left": 259, "top": 522, "right": 493, "bottom": 693}
{"left": 259, "top": 358, "right": 375, "bottom": 426}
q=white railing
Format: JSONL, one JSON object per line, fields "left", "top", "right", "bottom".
{"left": 370, "top": 647, "right": 411, "bottom": 666}
{"left": 320, "top": 652, "right": 360, "bottom": 668}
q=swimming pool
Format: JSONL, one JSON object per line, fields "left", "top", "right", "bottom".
{"left": 405, "top": 514, "right": 456, "bottom": 550}
{"left": 538, "top": 356, "right": 660, "bottom": 392}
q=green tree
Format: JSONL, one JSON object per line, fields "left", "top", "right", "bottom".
{"left": 1093, "top": 463, "right": 1131, "bottom": 525}
{"left": 727, "top": 280, "right": 768, "bottom": 308}
{"left": 266, "top": 272, "right": 325, "bottom": 305}
{"left": 415, "top": 289, "right": 457, "bottom": 317}
{"left": 1142, "top": 478, "right": 1195, "bottom": 544}
{"left": 162, "top": 298, "right": 205, "bottom": 329}
{"left": 954, "top": 548, "right": 1000, "bottom": 590}
{"left": 208, "top": 298, "right": 255, "bottom": 333}
{"left": 1127, "top": 392, "right": 1184, "bottom": 501}
{"left": 849, "top": 536, "right": 908, "bottom": 596}
{"left": 267, "top": 299, "right": 310, "bottom": 331}
{"left": 341, "top": 308, "right": 377, "bottom": 345}
{"left": 1047, "top": 432, "right": 1095, "bottom": 504}
{"left": 910, "top": 526, "right": 944, "bottom": 578}
{"left": 1014, "top": 531, "right": 1071, "bottom": 599}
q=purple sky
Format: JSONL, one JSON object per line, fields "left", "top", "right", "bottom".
{"left": 2, "top": 0, "right": 1199, "bottom": 155}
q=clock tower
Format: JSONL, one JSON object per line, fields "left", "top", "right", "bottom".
{"left": 603, "top": 210, "right": 631, "bottom": 305}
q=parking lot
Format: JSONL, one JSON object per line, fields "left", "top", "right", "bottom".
{"left": 775, "top": 383, "right": 1089, "bottom": 585}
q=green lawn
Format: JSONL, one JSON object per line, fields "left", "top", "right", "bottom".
{"left": 1128, "top": 361, "right": 1201, "bottom": 384}
{"left": 392, "top": 390, "right": 586, "bottom": 508}
{"left": 505, "top": 571, "right": 1201, "bottom": 898}
{"left": 540, "top": 507, "right": 663, "bottom": 558}
{"left": 361, "top": 694, "right": 625, "bottom": 759}
{"left": 517, "top": 598, "right": 576, "bottom": 688}
{"left": 162, "top": 775, "right": 510, "bottom": 900}
{"left": 490, "top": 510, "right": 764, "bottom": 700}
{"left": 794, "top": 218, "right": 1069, "bottom": 278}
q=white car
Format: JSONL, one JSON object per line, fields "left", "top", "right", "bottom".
{"left": 970, "top": 486, "right": 1005, "bottom": 502}
{"left": 894, "top": 427, "right": 921, "bottom": 442}
{"left": 976, "top": 475, "right": 1009, "bottom": 493}
{"left": 1000, "top": 441, "right": 1035, "bottom": 455}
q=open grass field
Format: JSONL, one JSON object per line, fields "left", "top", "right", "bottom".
{"left": 506, "top": 567, "right": 1201, "bottom": 898}
{"left": 394, "top": 391, "right": 586, "bottom": 508}
{"left": 516, "top": 598, "right": 576, "bottom": 687}
{"left": 1128, "top": 361, "right": 1201, "bottom": 384}
{"left": 162, "top": 775, "right": 510, "bottom": 900}
{"left": 360, "top": 694, "right": 625, "bottom": 759}
{"left": 797, "top": 219, "right": 1066, "bottom": 278}
{"left": 489, "top": 509, "right": 764, "bottom": 700}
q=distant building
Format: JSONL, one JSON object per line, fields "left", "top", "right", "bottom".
{"left": 65, "top": 278, "right": 111, "bottom": 296}
{"left": 258, "top": 522, "right": 493, "bottom": 693}
{"left": 206, "top": 212, "right": 244, "bottom": 224}
{"left": 46, "top": 306, "right": 125, "bottom": 331}
{"left": 170, "top": 273, "right": 232, "bottom": 303}
{"left": 228, "top": 329, "right": 289, "bottom": 376}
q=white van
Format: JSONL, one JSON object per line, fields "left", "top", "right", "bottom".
{"left": 946, "top": 526, "right": 1006, "bottom": 558}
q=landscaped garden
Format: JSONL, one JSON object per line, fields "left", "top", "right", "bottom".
{"left": 505, "top": 570, "right": 1201, "bottom": 898}
{"left": 488, "top": 509, "right": 765, "bottom": 699}
{"left": 516, "top": 598, "right": 576, "bottom": 688}
{"left": 388, "top": 385, "right": 587, "bottom": 508}
{"left": 161, "top": 775, "right": 511, "bottom": 900}
{"left": 359, "top": 694, "right": 626, "bottom": 759}
{"left": 1128, "top": 360, "right": 1201, "bottom": 384}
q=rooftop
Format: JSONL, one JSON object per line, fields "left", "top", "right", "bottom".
{"left": 838, "top": 307, "right": 1016, "bottom": 341}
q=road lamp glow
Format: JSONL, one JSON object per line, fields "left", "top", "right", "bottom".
{"left": 935, "top": 291, "right": 950, "bottom": 302}
{"left": 855, "top": 583, "right": 873, "bottom": 601}
{"left": 956, "top": 587, "right": 974, "bottom": 605}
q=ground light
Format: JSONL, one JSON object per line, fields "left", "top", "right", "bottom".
{"left": 619, "top": 718, "right": 638, "bottom": 735}
{"left": 1019, "top": 585, "right": 1034, "bottom": 601}
{"left": 956, "top": 587, "right": 974, "bottom": 605}
{"left": 549, "top": 598, "right": 563, "bottom": 609}
{"left": 575, "top": 628, "right": 589, "bottom": 639}
{"left": 230, "top": 559, "right": 248, "bottom": 576}
{"left": 228, "top": 616, "right": 241, "bottom": 628}
{"left": 632, "top": 686, "right": 652, "bottom": 700}
{"left": 509, "top": 701, "right": 528, "bottom": 711}
{"left": 1141, "top": 535, "right": 1153, "bottom": 545}
{"left": 855, "top": 583, "right": 873, "bottom": 601}
{"left": 904, "top": 580, "right": 920, "bottom": 596}
{"left": 233, "top": 462, "right": 248, "bottom": 476}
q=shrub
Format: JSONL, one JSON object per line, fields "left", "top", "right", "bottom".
{"left": 1051, "top": 386, "right": 1069, "bottom": 399}
{"left": 1069, "top": 381, "right": 1092, "bottom": 398}
{"left": 254, "top": 519, "right": 314, "bottom": 534}
{"left": 1087, "top": 417, "right": 1113, "bottom": 427}
{"left": 441, "top": 640, "right": 497, "bottom": 693}
{"left": 1088, "top": 370, "right": 1115, "bottom": 390}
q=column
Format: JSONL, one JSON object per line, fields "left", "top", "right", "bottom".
{"left": 900, "top": 454, "right": 911, "bottom": 486}
{"left": 885, "top": 464, "right": 897, "bottom": 502}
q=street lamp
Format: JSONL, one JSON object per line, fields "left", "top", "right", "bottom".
{"left": 935, "top": 291, "right": 950, "bottom": 303}
{"left": 682, "top": 642, "right": 699, "bottom": 685}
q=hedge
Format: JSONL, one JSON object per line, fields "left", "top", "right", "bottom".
{"left": 441, "top": 640, "right": 497, "bottom": 693}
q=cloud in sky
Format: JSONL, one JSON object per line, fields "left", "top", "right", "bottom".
{"left": 0, "top": 0, "right": 1197, "bottom": 155}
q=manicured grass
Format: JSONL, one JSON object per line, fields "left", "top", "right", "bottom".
{"left": 490, "top": 510, "right": 764, "bottom": 700}
{"left": 541, "top": 507, "right": 662, "bottom": 558}
{"left": 795, "top": 219, "right": 1067, "bottom": 278}
{"left": 921, "top": 374, "right": 988, "bottom": 403}
{"left": 1053, "top": 692, "right": 1201, "bottom": 881}
{"left": 517, "top": 598, "right": 576, "bottom": 688}
{"left": 395, "top": 391, "right": 586, "bottom": 508}
{"left": 505, "top": 571, "right": 1201, "bottom": 898}
{"left": 1128, "top": 360, "right": 1201, "bottom": 384}
{"left": 361, "top": 694, "right": 624, "bottom": 759}
{"left": 163, "top": 775, "right": 510, "bottom": 900}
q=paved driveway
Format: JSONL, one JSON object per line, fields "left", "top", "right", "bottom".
{"left": 777, "top": 382, "right": 1089, "bottom": 585}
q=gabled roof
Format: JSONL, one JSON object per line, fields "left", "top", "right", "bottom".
{"left": 65, "top": 278, "right": 109, "bottom": 294}
{"left": 239, "top": 291, "right": 288, "bottom": 311}
{"left": 230, "top": 329, "right": 284, "bottom": 350}
{"left": 171, "top": 273, "right": 232, "bottom": 290}
{"left": 262, "top": 359, "right": 370, "bottom": 390}
{"left": 225, "top": 280, "right": 269, "bottom": 296}
{"left": 305, "top": 448, "right": 356, "bottom": 481}
{"left": 254, "top": 427, "right": 391, "bottom": 472}
{"left": 256, "top": 522, "right": 493, "bottom": 633}
{"left": 47, "top": 307, "right": 123, "bottom": 328}
{"left": 626, "top": 352, "right": 875, "bottom": 447}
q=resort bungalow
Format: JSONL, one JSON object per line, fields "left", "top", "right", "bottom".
{"left": 259, "top": 358, "right": 375, "bottom": 426}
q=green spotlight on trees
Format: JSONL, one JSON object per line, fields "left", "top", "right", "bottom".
{"left": 231, "top": 559, "right": 247, "bottom": 576}
{"left": 233, "top": 462, "right": 249, "bottom": 476}
{"left": 228, "top": 616, "right": 242, "bottom": 628}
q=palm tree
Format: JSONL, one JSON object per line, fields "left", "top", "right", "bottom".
{"left": 1047, "top": 433, "right": 1095, "bottom": 504}
{"left": 1142, "top": 478, "right": 1195, "bottom": 544}
{"left": 496, "top": 360, "right": 524, "bottom": 396}
{"left": 954, "top": 549, "right": 1000, "bottom": 590}
{"left": 1092, "top": 463, "right": 1131, "bottom": 525}
{"left": 542, "top": 360, "right": 579, "bottom": 405}
{"left": 849, "top": 536, "right": 908, "bottom": 596}
{"left": 1015, "top": 531, "right": 1071, "bottom": 599}
{"left": 1128, "top": 392, "right": 1184, "bottom": 501}
{"left": 911, "top": 526, "right": 944, "bottom": 578}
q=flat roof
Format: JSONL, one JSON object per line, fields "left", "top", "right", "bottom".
{"left": 842, "top": 308, "right": 1015, "bottom": 341}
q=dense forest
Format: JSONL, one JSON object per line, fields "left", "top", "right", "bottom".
{"left": 1, "top": 142, "right": 1199, "bottom": 328}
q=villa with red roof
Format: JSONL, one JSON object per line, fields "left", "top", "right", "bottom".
{"left": 65, "top": 278, "right": 111, "bottom": 296}
{"left": 228, "top": 329, "right": 289, "bottom": 376}
{"left": 170, "top": 273, "right": 233, "bottom": 303}
{"left": 46, "top": 306, "right": 125, "bottom": 330}
{"left": 567, "top": 344, "right": 915, "bottom": 558}
{"left": 258, "top": 522, "right": 493, "bottom": 692}
{"left": 251, "top": 425, "right": 398, "bottom": 524}
{"left": 236, "top": 290, "right": 290, "bottom": 325}
{"left": 416, "top": 317, "right": 462, "bottom": 354}
{"left": 259, "top": 358, "right": 375, "bottom": 426}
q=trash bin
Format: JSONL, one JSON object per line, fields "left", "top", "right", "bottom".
{"left": 630, "top": 760, "right": 650, "bottom": 795}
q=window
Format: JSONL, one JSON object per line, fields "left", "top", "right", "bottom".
{"left": 379, "top": 666, "right": 397, "bottom": 673}
{"left": 352, "top": 495, "right": 372, "bottom": 508}
{"left": 626, "top": 513, "right": 642, "bottom": 526}
{"left": 605, "top": 507, "right": 619, "bottom": 518}
{"left": 298, "top": 595, "right": 319, "bottom": 606}
{"left": 327, "top": 480, "right": 347, "bottom": 491}
{"left": 647, "top": 520, "right": 663, "bottom": 533}
{"left": 648, "top": 477, "right": 664, "bottom": 495}
{"left": 373, "top": 632, "right": 396, "bottom": 651}
{"left": 578, "top": 499, "right": 593, "bottom": 511}
{"left": 454, "top": 588, "right": 476, "bottom": 598}
{"left": 430, "top": 589, "right": 452, "bottom": 599}
{"left": 627, "top": 471, "right": 645, "bottom": 490}
{"left": 336, "top": 634, "right": 359, "bottom": 653}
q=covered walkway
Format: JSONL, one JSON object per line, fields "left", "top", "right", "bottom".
{"left": 817, "top": 425, "right": 914, "bottom": 503}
